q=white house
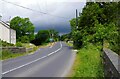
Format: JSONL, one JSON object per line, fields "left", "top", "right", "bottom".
{"left": 0, "top": 21, "right": 16, "bottom": 44}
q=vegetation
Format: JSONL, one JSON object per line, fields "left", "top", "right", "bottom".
{"left": 2, "top": 47, "right": 37, "bottom": 60}
{"left": 31, "top": 29, "right": 59, "bottom": 46}
{"left": 60, "top": 33, "right": 72, "bottom": 41}
{"left": 49, "top": 29, "right": 59, "bottom": 41}
{"left": 1, "top": 16, "right": 60, "bottom": 60}
{"left": 16, "top": 42, "right": 22, "bottom": 47}
{"left": 66, "top": 42, "right": 73, "bottom": 47}
{"left": 10, "top": 16, "right": 35, "bottom": 43}
{"left": 71, "top": 44, "right": 104, "bottom": 77}
{"left": 1, "top": 15, "right": 60, "bottom": 60}
{"left": 68, "top": 2, "right": 119, "bottom": 77}
{"left": 22, "top": 43, "right": 36, "bottom": 48}
{"left": 1, "top": 40, "right": 14, "bottom": 47}
{"left": 70, "top": 2, "right": 119, "bottom": 54}
{"left": 2, "top": 42, "right": 54, "bottom": 60}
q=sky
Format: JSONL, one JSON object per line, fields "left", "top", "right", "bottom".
{"left": 0, "top": 0, "right": 86, "bottom": 35}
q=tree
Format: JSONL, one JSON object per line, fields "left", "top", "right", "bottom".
{"left": 18, "top": 36, "right": 29, "bottom": 43}
{"left": 10, "top": 16, "right": 35, "bottom": 42}
{"left": 70, "top": 2, "right": 119, "bottom": 53}
{"left": 60, "top": 33, "right": 72, "bottom": 42}
{"left": 48, "top": 29, "right": 59, "bottom": 41}
{"left": 31, "top": 30, "right": 50, "bottom": 45}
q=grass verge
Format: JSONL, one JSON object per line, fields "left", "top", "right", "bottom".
{"left": 2, "top": 42, "right": 55, "bottom": 60}
{"left": 68, "top": 43, "right": 104, "bottom": 78}
{"left": 2, "top": 46, "right": 38, "bottom": 60}
{"left": 66, "top": 42, "right": 73, "bottom": 47}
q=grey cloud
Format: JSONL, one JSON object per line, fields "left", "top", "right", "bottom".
{"left": 0, "top": 1, "right": 86, "bottom": 34}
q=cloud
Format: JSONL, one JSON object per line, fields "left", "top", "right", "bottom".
{"left": 0, "top": 0, "right": 86, "bottom": 34}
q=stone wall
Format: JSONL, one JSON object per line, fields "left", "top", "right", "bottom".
{"left": 26, "top": 47, "right": 33, "bottom": 52}
{"left": 2, "top": 47, "right": 26, "bottom": 53}
{"left": 102, "top": 48, "right": 120, "bottom": 78}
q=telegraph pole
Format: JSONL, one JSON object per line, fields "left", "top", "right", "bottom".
{"left": 0, "top": 15, "right": 2, "bottom": 21}
{"left": 76, "top": 9, "right": 78, "bottom": 29}
{"left": 74, "top": 9, "right": 79, "bottom": 48}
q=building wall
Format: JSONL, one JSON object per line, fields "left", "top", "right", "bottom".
{"left": 0, "top": 21, "right": 16, "bottom": 44}
{"left": 10, "top": 29, "right": 16, "bottom": 44}
{"left": 0, "top": 24, "right": 2, "bottom": 40}
{"left": 0, "top": 23, "right": 10, "bottom": 43}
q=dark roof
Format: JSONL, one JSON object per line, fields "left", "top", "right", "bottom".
{"left": 0, "top": 21, "right": 10, "bottom": 29}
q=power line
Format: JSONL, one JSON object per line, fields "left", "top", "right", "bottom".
{"left": 1, "top": 0, "right": 69, "bottom": 19}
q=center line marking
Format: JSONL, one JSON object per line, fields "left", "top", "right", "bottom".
{"left": 2, "top": 42, "right": 62, "bottom": 75}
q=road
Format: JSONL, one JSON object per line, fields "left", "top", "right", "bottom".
{"left": 2, "top": 42, "right": 76, "bottom": 77}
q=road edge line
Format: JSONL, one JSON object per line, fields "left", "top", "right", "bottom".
{"left": 2, "top": 42, "right": 62, "bottom": 75}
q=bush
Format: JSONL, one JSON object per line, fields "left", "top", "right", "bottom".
{"left": 1, "top": 40, "right": 14, "bottom": 47}
{"left": 16, "top": 42, "right": 22, "bottom": 47}
{"left": 2, "top": 49, "right": 13, "bottom": 59}
{"left": 18, "top": 36, "right": 29, "bottom": 43}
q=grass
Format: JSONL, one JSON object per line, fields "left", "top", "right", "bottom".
{"left": 66, "top": 42, "right": 73, "bottom": 47}
{"left": 1, "top": 42, "right": 55, "bottom": 60}
{"left": 2, "top": 49, "right": 28, "bottom": 60}
{"left": 21, "top": 43, "right": 36, "bottom": 48}
{"left": 1, "top": 46, "right": 38, "bottom": 60}
{"left": 68, "top": 43, "right": 104, "bottom": 78}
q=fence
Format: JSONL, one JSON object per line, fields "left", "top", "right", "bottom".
{"left": 102, "top": 48, "right": 120, "bottom": 78}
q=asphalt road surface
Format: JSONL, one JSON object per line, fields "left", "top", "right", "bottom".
{"left": 2, "top": 42, "right": 76, "bottom": 77}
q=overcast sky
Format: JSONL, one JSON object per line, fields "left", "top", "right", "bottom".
{"left": 0, "top": 0, "right": 86, "bottom": 35}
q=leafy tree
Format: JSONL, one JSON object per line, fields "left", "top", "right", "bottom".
{"left": 31, "top": 30, "right": 50, "bottom": 45}
{"left": 48, "top": 29, "right": 59, "bottom": 41}
{"left": 10, "top": 16, "right": 35, "bottom": 42}
{"left": 18, "top": 36, "right": 29, "bottom": 43}
{"left": 60, "top": 33, "right": 72, "bottom": 42}
{"left": 31, "top": 29, "right": 59, "bottom": 46}
{"left": 70, "top": 2, "right": 119, "bottom": 54}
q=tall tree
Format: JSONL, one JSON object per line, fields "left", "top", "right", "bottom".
{"left": 31, "top": 30, "right": 50, "bottom": 45}
{"left": 70, "top": 2, "right": 119, "bottom": 53}
{"left": 10, "top": 16, "right": 35, "bottom": 42}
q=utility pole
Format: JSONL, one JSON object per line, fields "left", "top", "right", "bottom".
{"left": 79, "top": 12, "right": 81, "bottom": 16}
{"left": 0, "top": 15, "right": 2, "bottom": 21}
{"left": 76, "top": 9, "right": 78, "bottom": 29}
{"left": 73, "top": 9, "right": 79, "bottom": 48}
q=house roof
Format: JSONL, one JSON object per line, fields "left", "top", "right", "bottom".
{"left": 0, "top": 21, "right": 13, "bottom": 30}
{"left": 0, "top": 21, "right": 10, "bottom": 29}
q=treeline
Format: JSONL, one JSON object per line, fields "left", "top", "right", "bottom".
{"left": 10, "top": 16, "right": 59, "bottom": 46}
{"left": 60, "top": 33, "right": 72, "bottom": 41}
{"left": 31, "top": 29, "right": 59, "bottom": 46}
{"left": 69, "top": 2, "right": 119, "bottom": 54}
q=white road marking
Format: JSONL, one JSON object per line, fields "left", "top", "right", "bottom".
{"left": 2, "top": 42, "right": 62, "bottom": 75}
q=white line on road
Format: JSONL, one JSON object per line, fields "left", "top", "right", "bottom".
{"left": 2, "top": 42, "right": 62, "bottom": 75}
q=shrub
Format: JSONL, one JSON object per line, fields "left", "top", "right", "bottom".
{"left": 16, "top": 42, "right": 22, "bottom": 47}
{"left": 1, "top": 40, "right": 14, "bottom": 47}
{"left": 2, "top": 49, "right": 13, "bottom": 59}
{"left": 18, "top": 36, "right": 29, "bottom": 43}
